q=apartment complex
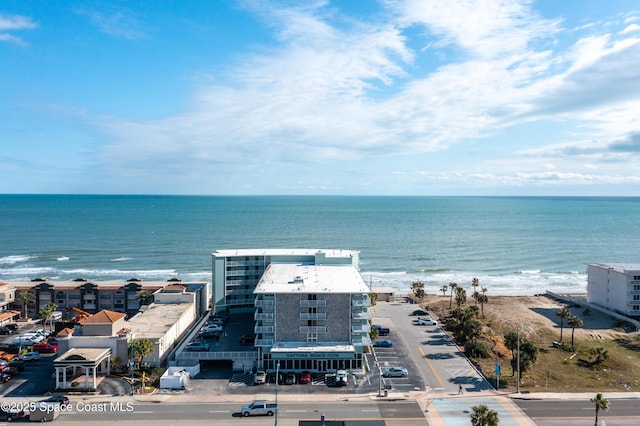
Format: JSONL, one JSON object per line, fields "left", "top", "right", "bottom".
{"left": 254, "top": 262, "right": 371, "bottom": 373}
{"left": 588, "top": 263, "right": 640, "bottom": 318}
{"left": 211, "top": 249, "right": 359, "bottom": 312}
{"left": 5, "top": 278, "right": 209, "bottom": 320}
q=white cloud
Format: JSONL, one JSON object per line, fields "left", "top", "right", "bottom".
{"left": 621, "top": 23, "right": 640, "bottom": 34}
{"left": 0, "top": 13, "right": 37, "bottom": 45}
{"left": 75, "top": 7, "right": 145, "bottom": 40}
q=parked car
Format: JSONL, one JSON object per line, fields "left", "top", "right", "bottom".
{"left": 410, "top": 308, "right": 428, "bottom": 316}
{"left": 185, "top": 341, "right": 209, "bottom": 352}
{"left": 373, "top": 325, "right": 390, "bottom": 336}
{"left": 239, "top": 334, "right": 254, "bottom": 344}
{"left": 383, "top": 367, "right": 408, "bottom": 378}
{"left": 373, "top": 339, "right": 394, "bottom": 347}
{"left": 0, "top": 407, "right": 25, "bottom": 422}
{"left": 283, "top": 372, "right": 296, "bottom": 385}
{"left": 20, "top": 351, "right": 41, "bottom": 361}
{"left": 253, "top": 370, "right": 267, "bottom": 385}
{"left": 33, "top": 343, "right": 58, "bottom": 354}
{"left": 0, "top": 373, "right": 10, "bottom": 383}
{"left": 415, "top": 317, "right": 437, "bottom": 326}
{"left": 299, "top": 371, "right": 312, "bottom": 384}
{"left": 335, "top": 370, "right": 348, "bottom": 386}
{"left": 201, "top": 324, "right": 223, "bottom": 333}
{"left": 12, "top": 336, "right": 37, "bottom": 346}
{"left": 8, "top": 359, "right": 25, "bottom": 372}
{"left": 5, "top": 324, "right": 19, "bottom": 331}
{"left": 0, "top": 327, "right": 15, "bottom": 335}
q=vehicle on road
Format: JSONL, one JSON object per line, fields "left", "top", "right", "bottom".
{"left": 383, "top": 367, "right": 408, "bottom": 378}
{"left": 185, "top": 341, "right": 209, "bottom": 352}
{"left": 253, "top": 370, "right": 267, "bottom": 385}
{"left": 0, "top": 407, "right": 25, "bottom": 422}
{"left": 373, "top": 339, "right": 394, "bottom": 347}
{"left": 335, "top": 370, "right": 348, "bottom": 386}
{"left": 29, "top": 404, "right": 60, "bottom": 422}
{"left": 20, "top": 351, "right": 41, "bottom": 361}
{"left": 299, "top": 371, "right": 311, "bottom": 384}
{"left": 0, "top": 373, "right": 10, "bottom": 383}
{"left": 12, "top": 335, "right": 37, "bottom": 346}
{"left": 43, "top": 395, "right": 70, "bottom": 405}
{"left": 373, "top": 325, "right": 390, "bottom": 336}
{"left": 8, "top": 359, "right": 25, "bottom": 372}
{"left": 241, "top": 400, "right": 277, "bottom": 417}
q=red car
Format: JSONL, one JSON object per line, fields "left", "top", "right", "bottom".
{"left": 32, "top": 343, "right": 58, "bottom": 354}
{"left": 299, "top": 371, "right": 311, "bottom": 384}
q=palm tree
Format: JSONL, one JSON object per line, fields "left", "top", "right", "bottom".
{"left": 471, "top": 403, "right": 499, "bottom": 426}
{"left": 590, "top": 393, "right": 609, "bottom": 426}
{"left": 471, "top": 278, "right": 480, "bottom": 305}
{"left": 39, "top": 301, "right": 58, "bottom": 333}
{"left": 568, "top": 315, "right": 583, "bottom": 347}
{"left": 411, "top": 281, "right": 425, "bottom": 300}
{"left": 477, "top": 293, "right": 488, "bottom": 318}
{"left": 556, "top": 308, "right": 571, "bottom": 342}
{"left": 590, "top": 347, "right": 609, "bottom": 366}
{"left": 136, "top": 290, "right": 154, "bottom": 306}
{"left": 449, "top": 282, "right": 457, "bottom": 308}
{"left": 17, "top": 291, "right": 35, "bottom": 319}
{"left": 440, "top": 285, "right": 448, "bottom": 297}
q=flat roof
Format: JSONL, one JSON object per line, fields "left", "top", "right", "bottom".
{"left": 128, "top": 303, "right": 193, "bottom": 339}
{"left": 255, "top": 263, "right": 370, "bottom": 294}
{"left": 590, "top": 263, "right": 640, "bottom": 273}
{"left": 3, "top": 280, "right": 206, "bottom": 289}
{"left": 213, "top": 248, "right": 358, "bottom": 258}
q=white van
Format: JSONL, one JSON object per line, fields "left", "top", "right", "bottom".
{"left": 13, "top": 336, "right": 36, "bottom": 346}
{"left": 22, "top": 333, "right": 44, "bottom": 342}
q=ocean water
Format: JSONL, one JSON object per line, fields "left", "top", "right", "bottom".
{"left": 1, "top": 195, "right": 639, "bottom": 295}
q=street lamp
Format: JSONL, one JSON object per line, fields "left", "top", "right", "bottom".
{"left": 130, "top": 337, "right": 135, "bottom": 396}
{"left": 274, "top": 361, "right": 280, "bottom": 426}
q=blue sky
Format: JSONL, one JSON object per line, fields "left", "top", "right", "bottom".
{"left": 2, "top": 0, "right": 640, "bottom": 196}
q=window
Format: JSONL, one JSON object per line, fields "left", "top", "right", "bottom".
{"left": 307, "top": 333, "right": 317, "bottom": 342}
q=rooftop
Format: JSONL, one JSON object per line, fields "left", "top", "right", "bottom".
{"left": 128, "top": 302, "right": 193, "bottom": 339}
{"left": 213, "top": 248, "right": 358, "bottom": 258}
{"left": 254, "top": 263, "right": 370, "bottom": 294}
{"left": 590, "top": 263, "right": 640, "bottom": 273}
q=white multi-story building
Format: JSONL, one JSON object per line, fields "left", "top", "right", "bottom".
{"left": 211, "top": 249, "right": 359, "bottom": 312}
{"left": 587, "top": 263, "right": 640, "bottom": 318}
{"left": 253, "top": 262, "right": 371, "bottom": 373}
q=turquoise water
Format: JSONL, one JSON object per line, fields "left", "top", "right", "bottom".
{"left": 1, "top": 195, "right": 639, "bottom": 295}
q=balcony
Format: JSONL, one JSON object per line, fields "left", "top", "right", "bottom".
{"left": 255, "top": 339, "right": 274, "bottom": 346}
{"left": 628, "top": 290, "right": 640, "bottom": 295}
{"left": 299, "top": 300, "right": 327, "bottom": 308}
{"left": 254, "top": 299, "right": 274, "bottom": 308}
{"left": 254, "top": 312, "right": 274, "bottom": 321}
{"left": 299, "top": 313, "right": 327, "bottom": 320}
{"left": 299, "top": 326, "right": 327, "bottom": 333}
{"left": 226, "top": 260, "right": 265, "bottom": 267}
{"left": 351, "top": 323, "right": 370, "bottom": 333}
{"left": 352, "top": 310, "right": 371, "bottom": 320}
{"left": 254, "top": 325, "right": 275, "bottom": 334}
{"left": 351, "top": 297, "right": 371, "bottom": 307}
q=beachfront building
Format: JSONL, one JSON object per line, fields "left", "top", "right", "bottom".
{"left": 587, "top": 263, "right": 640, "bottom": 319}
{"left": 253, "top": 262, "right": 371, "bottom": 373}
{"left": 6, "top": 278, "right": 209, "bottom": 320}
{"left": 211, "top": 249, "right": 359, "bottom": 312}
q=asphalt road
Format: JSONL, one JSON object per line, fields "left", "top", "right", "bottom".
{"left": 514, "top": 398, "right": 640, "bottom": 426}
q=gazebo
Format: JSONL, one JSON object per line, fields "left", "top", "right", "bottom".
{"left": 54, "top": 348, "right": 111, "bottom": 390}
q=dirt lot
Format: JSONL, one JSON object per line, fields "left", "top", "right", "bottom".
{"left": 418, "top": 293, "right": 640, "bottom": 392}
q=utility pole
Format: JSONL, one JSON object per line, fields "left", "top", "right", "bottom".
{"left": 130, "top": 336, "right": 135, "bottom": 396}
{"left": 516, "top": 326, "right": 520, "bottom": 394}
{"left": 274, "top": 361, "right": 280, "bottom": 426}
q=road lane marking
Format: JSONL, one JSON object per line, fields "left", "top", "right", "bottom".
{"left": 419, "top": 346, "right": 444, "bottom": 388}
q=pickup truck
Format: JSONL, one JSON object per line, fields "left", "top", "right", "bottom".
{"left": 241, "top": 400, "right": 278, "bottom": 417}
{"left": 373, "top": 325, "right": 390, "bottom": 336}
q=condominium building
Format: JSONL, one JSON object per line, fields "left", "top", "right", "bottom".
{"left": 253, "top": 262, "right": 371, "bottom": 373}
{"left": 211, "top": 249, "right": 359, "bottom": 312}
{"left": 587, "top": 263, "right": 640, "bottom": 318}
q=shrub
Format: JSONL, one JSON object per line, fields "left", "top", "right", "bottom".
{"left": 465, "top": 340, "right": 491, "bottom": 358}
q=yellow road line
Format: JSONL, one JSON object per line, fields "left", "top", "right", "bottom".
{"left": 419, "top": 346, "right": 444, "bottom": 388}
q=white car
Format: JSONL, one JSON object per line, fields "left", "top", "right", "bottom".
{"left": 383, "top": 367, "right": 408, "bottom": 378}
{"left": 253, "top": 370, "right": 267, "bottom": 385}
{"left": 201, "top": 324, "right": 223, "bottom": 333}
{"left": 415, "top": 317, "right": 437, "bottom": 326}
